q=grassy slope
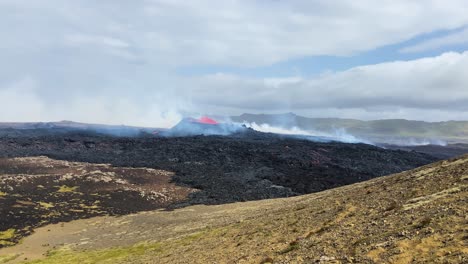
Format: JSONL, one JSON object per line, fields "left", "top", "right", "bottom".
{"left": 2, "top": 155, "right": 467, "bottom": 264}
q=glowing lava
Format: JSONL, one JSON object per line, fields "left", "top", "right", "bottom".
{"left": 191, "top": 116, "right": 219, "bottom": 125}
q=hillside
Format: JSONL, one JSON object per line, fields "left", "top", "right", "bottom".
{"left": 232, "top": 113, "right": 468, "bottom": 144}
{"left": 1, "top": 155, "right": 466, "bottom": 263}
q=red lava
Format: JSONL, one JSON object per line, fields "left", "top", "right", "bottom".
{"left": 192, "top": 116, "right": 219, "bottom": 125}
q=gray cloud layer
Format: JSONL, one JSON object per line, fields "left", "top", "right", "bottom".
{"left": 1, "top": 1, "right": 468, "bottom": 126}
{"left": 187, "top": 51, "right": 468, "bottom": 119}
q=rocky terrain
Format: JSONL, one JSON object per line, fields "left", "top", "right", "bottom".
{"left": 0, "top": 128, "right": 441, "bottom": 248}
{"left": 0, "top": 154, "right": 466, "bottom": 263}
{"left": 0, "top": 129, "right": 438, "bottom": 206}
{"left": 0, "top": 156, "right": 195, "bottom": 247}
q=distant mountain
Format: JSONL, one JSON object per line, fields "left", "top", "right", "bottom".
{"left": 232, "top": 113, "right": 468, "bottom": 144}
{"left": 0, "top": 121, "right": 160, "bottom": 137}
{"left": 3, "top": 115, "right": 468, "bottom": 144}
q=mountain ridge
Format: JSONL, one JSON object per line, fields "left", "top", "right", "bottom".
{"left": 231, "top": 113, "right": 468, "bottom": 143}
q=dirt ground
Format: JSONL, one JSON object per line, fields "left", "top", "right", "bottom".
{"left": 1, "top": 155, "right": 466, "bottom": 263}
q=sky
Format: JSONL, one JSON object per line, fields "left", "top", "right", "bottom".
{"left": 1, "top": 0, "right": 468, "bottom": 126}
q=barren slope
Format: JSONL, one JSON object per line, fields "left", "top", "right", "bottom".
{"left": 1, "top": 155, "right": 467, "bottom": 263}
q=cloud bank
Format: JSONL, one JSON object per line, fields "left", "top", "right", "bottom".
{"left": 1, "top": 0, "right": 468, "bottom": 126}
{"left": 186, "top": 51, "right": 468, "bottom": 121}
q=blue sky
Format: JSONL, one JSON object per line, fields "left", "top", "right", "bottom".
{"left": 1, "top": 0, "right": 468, "bottom": 126}
{"left": 178, "top": 26, "right": 468, "bottom": 78}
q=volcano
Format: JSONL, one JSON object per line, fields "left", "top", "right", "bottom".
{"left": 162, "top": 116, "right": 246, "bottom": 137}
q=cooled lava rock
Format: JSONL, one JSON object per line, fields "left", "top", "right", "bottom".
{"left": 0, "top": 128, "right": 438, "bottom": 205}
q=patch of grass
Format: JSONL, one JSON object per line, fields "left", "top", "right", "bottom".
{"left": 27, "top": 242, "right": 163, "bottom": 264}
{"left": 279, "top": 240, "right": 300, "bottom": 254}
{"left": 57, "top": 186, "right": 78, "bottom": 193}
{"left": 294, "top": 204, "right": 307, "bottom": 211}
{"left": 0, "top": 191, "right": 7, "bottom": 197}
{"left": 176, "top": 232, "right": 204, "bottom": 246}
{"left": 39, "top": 202, "right": 55, "bottom": 209}
{"left": 0, "top": 241, "right": 14, "bottom": 246}
{"left": 288, "top": 219, "right": 299, "bottom": 226}
{"left": 315, "top": 225, "right": 330, "bottom": 234}
{"left": 79, "top": 202, "right": 100, "bottom": 209}
{"left": 351, "top": 230, "right": 403, "bottom": 255}
{"left": 415, "top": 216, "right": 432, "bottom": 229}
{"left": 0, "top": 229, "right": 16, "bottom": 246}
{"left": 0, "top": 254, "right": 19, "bottom": 263}
{"left": 0, "top": 229, "right": 16, "bottom": 240}
{"left": 384, "top": 200, "right": 399, "bottom": 211}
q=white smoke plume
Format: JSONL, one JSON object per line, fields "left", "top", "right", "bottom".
{"left": 388, "top": 138, "right": 448, "bottom": 146}
{"left": 244, "top": 122, "right": 371, "bottom": 144}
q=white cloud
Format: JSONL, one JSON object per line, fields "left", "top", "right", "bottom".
{"left": 65, "top": 34, "right": 130, "bottom": 48}
{"left": 401, "top": 28, "right": 468, "bottom": 53}
{"left": 263, "top": 77, "right": 303, "bottom": 88}
{"left": 139, "top": 0, "right": 468, "bottom": 66}
{"left": 1, "top": 1, "right": 468, "bottom": 124}
{"left": 1, "top": 52, "right": 468, "bottom": 125}
{"left": 186, "top": 51, "right": 468, "bottom": 121}
{"left": 1, "top": 0, "right": 468, "bottom": 66}
{"left": 0, "top": 78, "right": 45, "bottom": 122}
{"left": 0, "top": 78, "right": 183, "bottom": 127}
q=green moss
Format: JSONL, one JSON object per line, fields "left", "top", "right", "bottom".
{"left": 0, "top": 229, "right": 16, "bottom": 246}
{"left": 279, "top": 241, "right": 300, "bottom": 254}
{"left": 56, "top": 186, "right": 78, "bottom": 193}
{"left": 39, "top": 202, "right": 55, "bottom": 209}
{"left": 0, "top": 229, "right": 16, "bottom": 240}
{"left": 415, "top": 216, "right": 432, "bottom": 229}
{"left": 24, "top": 230, "right": 215, "bottom": 264}
{"left": 0, "top": 241, "right": 14, "bottom": 246}
{"left": 0, "top": 254, "right": 19, "bottom": 263}
{"left": 180, "top": 232, "right": 203, "bottom": 243}
{"left": 26, "top": 242, "right": 163, "bottom": 264}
